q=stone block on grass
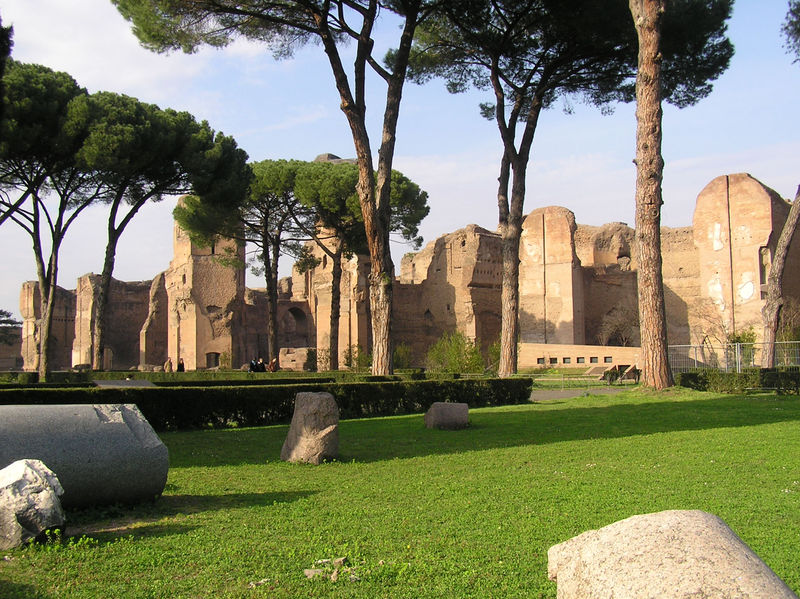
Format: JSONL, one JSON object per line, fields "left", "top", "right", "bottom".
{"left": 0, "top": 404, "right": 168, "bottom": 508}
{"left": 281, "top": 392, "right": 339, "bottom": 465}
{"left": 547, "top": 509, "right": 798, "bottom": 598}
{"left": 424, "top": 402, "right": 469, "bottom": 430}
{"left": 0, "top": 459, "right": 65, "bottom": 550}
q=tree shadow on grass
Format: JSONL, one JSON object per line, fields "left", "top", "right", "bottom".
{"left": 0, "top": 581, "right": 53, "bottom": 599}
{"left": 66, "top": 490, "right": 316, "bottom": 541}
{"left": 340, "top": 393, "right": 800, "bottom": 463}
{"left": 161, "top": 394, "right": 800, "bottom": 466}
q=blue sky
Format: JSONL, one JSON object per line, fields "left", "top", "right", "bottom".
{"left": 0, "top": 0, "right": 798, "bottom": 320}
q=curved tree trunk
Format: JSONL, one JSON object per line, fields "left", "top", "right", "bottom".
{"left": 630, "top": 0, "right": 674, "bottom": 389}
{"left": 762, "top": 185, "right": 800, "bottom": 368}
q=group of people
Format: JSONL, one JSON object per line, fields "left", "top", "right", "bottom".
{"left": 163, "top": 357, "right": 185, "bottom": 373}
{"left": 162, "top": 355, "right": 278, "bottom": 373}
{"left": 249, "top": 357, "right": 278, "bottom": 373}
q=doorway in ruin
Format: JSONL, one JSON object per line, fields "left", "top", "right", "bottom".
{"left": 280, "top": 307, "right": 310, "bottom": 348}
{"left": 206, "top": 352, "right": 220, "bottom": 368}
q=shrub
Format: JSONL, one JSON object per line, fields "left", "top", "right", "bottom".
{"left": 426, "top": 331, "right": 484, "bottom": 374}
{"left": 393, "top": 343, "right": 413, "bottom": 369}
{"left": 343, "top": 345, "right": 371, "bottom": 371}
{"left": 486, "top": 339, "right": 501, "bottom": 374}
{"left": 726, "top": 327, "right": 757, "bottom": 367}
{"left": 674, "top": 370, "right": 709, "bottom": 390}
{"left": 675, "top": 368, "right": 799, "bottom": 394}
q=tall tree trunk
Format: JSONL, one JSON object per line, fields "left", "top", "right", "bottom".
{"left": 630, "top": 0, "right": 674, "bottom": 389}
{"left": 93, "top": 195, "right": 149, "bottom": 370}
{"left": 497, "top": 153, "right": 516, "bottom": 377}
{"left": 493, "top": 87, "right": 542, "bottom": 377}
{"left": 268, "top": 235, "right": 281, "bottom": 363}
{"left": 92, "top": 233, "right": 120, "bottom": 370}
{"left": 311, "top": 1, "right": 419, "bottom": 375}
{"left": 762, "top": 185, "right": 800, "bottom": 367}
{"left": 329, "top": 250, "right": 343, "bottom": 371}
{"left": 36, "top": 246, "right": 59, "bottom": 383}
{"left": 263, "top": 236, "right": 277, "bottom": 362}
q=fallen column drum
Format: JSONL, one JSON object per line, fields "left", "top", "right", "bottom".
{"left": 0, "top": 404, "right": 169, "bottom": 508}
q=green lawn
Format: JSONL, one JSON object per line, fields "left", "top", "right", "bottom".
{"left": 2, "top": 388, "right": 799, "bottom": 598}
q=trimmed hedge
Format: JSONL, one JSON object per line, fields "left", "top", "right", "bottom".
{"left": 0, "top": 378, "right": 534, "bottom": 431}
{"left": 675, "top": 368, "right": 800, "bottom": 394}
{"left": 154, "top": 377, "right": 336, "bottom": 387}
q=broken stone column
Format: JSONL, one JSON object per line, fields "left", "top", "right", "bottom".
{"left": 548, "top": 510, "right": 798, "bottom": 599}
{"left": 0, "top": 404, "right": 169, "bottom": 508}
{"left": 424, "top": 402, "right": 469, "bottom": 430}
{"left": 0, "top": 459, "right": 65, "bottom": 550}
{"left": 281, "top": 392, "right": 339, "bottom": 465}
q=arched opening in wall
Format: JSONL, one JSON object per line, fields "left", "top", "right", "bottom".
{"left": 282, "top": 307, "right": 309, "bottom": 347}
{"left": 759, "top": 246, "right": 770, "bottom": 299}
{"left": 206, "top": 352, "right": 220, "bottom": 368}
{"left": 476, "top": 311, "right": 501, "bottom": 356}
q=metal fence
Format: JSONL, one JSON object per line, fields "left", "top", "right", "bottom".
{"left": 668, "top": 341, "right": 800, "bottom": 374}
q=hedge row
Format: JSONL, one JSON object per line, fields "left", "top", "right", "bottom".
{"left": 0, "top": 378, "right": 534, "bottom": 431}
{"left": 675, "top": 368, "right": 800, "bottom": 394}
{"left": 0, "top": 370, "right": 429, "bottom": 386}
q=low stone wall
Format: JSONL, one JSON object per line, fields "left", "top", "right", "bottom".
{"left": 518, "top": 342, "right": 640, "bottom": 371}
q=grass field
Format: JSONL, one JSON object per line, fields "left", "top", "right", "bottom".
{"left": 2, "top": 388, "right": 799, "bottom": 598}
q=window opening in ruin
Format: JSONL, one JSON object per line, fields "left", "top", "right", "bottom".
{"left": 206, "top": 352, "right": 220, "bottom": 368}
{"left": 759, "top": 246, "right": 770, "bottom": 299}
{"left": 210, "top": 242, "right": 216, "bottom": 255}
{"left": 182, "top": 274, "right": 186, "bottom": 285}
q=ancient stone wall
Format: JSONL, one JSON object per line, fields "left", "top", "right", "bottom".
{"left": 395, "top": 224, "right": 502, "bottom": 365}
{"left": 71, "top": 274, "right": 151, "bottom": 369}
{"left": 0, "top": 327, "right": 22, "bottom": 370}
{"left": 12, "top": 173, "right": 799, "bottom": 372}
{"left": 20, "top": 282, "right": 76, "bottom": 371}
{"left": 661, "top": 227, "right": 699, "bottom": 345}
{"left": 165, "top": 217, "right": 247, "bottom": 370}
{"left": 519, "top": 207, "right": 585, "bottom": 345}
{"left": 243, "top": 284, "right": 314, "bottom": 366}
{"left": 139, "top": 272, "right": 169, "bottom": 368}
{"left": 692, "top": 174, "right": 792, "bottom": 343}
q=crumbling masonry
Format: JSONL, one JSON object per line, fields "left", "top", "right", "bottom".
{"left": 15, "top": 173, "right": 800, "bottom": 371}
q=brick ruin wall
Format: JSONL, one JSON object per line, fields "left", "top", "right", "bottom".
{"left": 10, "top": 173, "right": 800, "bottom": 371}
